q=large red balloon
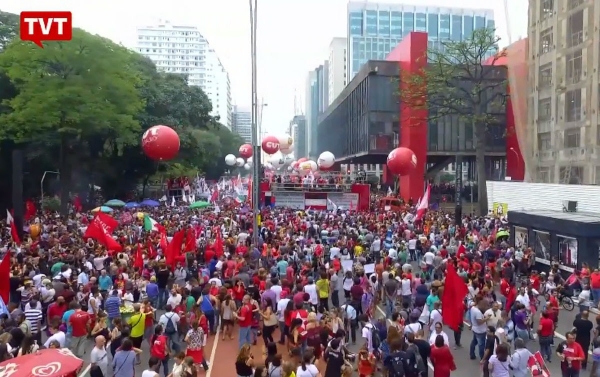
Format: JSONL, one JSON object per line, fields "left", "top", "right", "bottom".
{"left": 239, "top": 144, "right": 253, "bottom": 159}
{"left": 142, "top": 125, "right": 180, "bottom": 161}
{"left": 387, "top": 147, "right": 417, "bottom": 176}
{"left": 261, "top": 135, "right": 280, "bottom": 155}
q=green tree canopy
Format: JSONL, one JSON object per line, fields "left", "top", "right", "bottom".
{"left": 399, "top": 27, "right": 507, "bottom": 215}
{"left": 0, "top": 12, "right": 241, "bottom": 212}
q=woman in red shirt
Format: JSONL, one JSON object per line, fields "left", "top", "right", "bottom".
{"left": 233, "top": 281, "right": 246, "bottom": 308}
{"left": 537, "top": 311, "right": 554, "bottom": 361}
{"left": 150, "top": 325, "right": 171, "bottom": 376}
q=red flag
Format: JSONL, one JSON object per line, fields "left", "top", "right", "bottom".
{"left": 6, "top": 210, "right": 20, "bottom": 245}
{"left": 210, "top": 189, "right": 219, "bottom": 203}
{"left": 214, "top": 228, "right": 224, "bottom": 257}
{"left": 165, "top": 230, "right": 185, "bottom": 268}
{"left": 24, "top": 200, "right": 36, "bottom": 221}
{"left": 247, "top": 178, "right": 252, "bottom": 208}
{"left": 84, "top": 213, "right": 122, "bottom": 253}
{"left": 0, "top": 253, "right": 9, "bottom": 304}
{"left": 73, "top": 195, "right": 83, "bottom": 212}
{"left": 146, "top": 240, "right": 157, "bottom": 260}
{"left": 185, "top": 228, "right": 196, "bottom": 252}
{"left": 133, "top": 243, "right": 144, "bottom": 270}
{"left": 159, "top": 233, "right": 168, "bottom": 251}
{"left": 441, "top": 263, "right": 469, "bottom": 331}
{"left": 505, "top": 286, "right": 517, "bottom": 312}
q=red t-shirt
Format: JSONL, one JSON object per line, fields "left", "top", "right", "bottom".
{"left": 559, "top": 341, "right": 585, "bottom": 371}
{"left": 233, "top": 286, "right": 245, "bottom": 301}
{"left": 238, "top": 304, "right": 253, "bottom": 328}
{"left": 150, "top": 334, "right": 168, "bottom": 359}
{"left": 47, "top": 303, "right": 67, "bottom": 322}
{"left": 538, "top": 317, "right": 554, "bottom": 337}
{"left": 69, "top": 311, "right": 90, "bottom": 337}
{"left": 591, "top": 273, "right": 600, "bottom": 289}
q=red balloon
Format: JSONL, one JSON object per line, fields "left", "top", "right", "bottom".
{"left": 239, "top": 144, "right": 253, "bottom": 159}
{"left": 386, "top": 147, "right": 417, "bottom": 176}
{"left": 142, "top": 125, "right": 180, "bottom": 161}
{"left": 261, "top": 135, "right": 280, "bottom": 155}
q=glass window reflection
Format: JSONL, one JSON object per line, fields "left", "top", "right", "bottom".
{"left": 475, "top": 16, "right": 485, "bottom": 30}
{"left": 349, "top": 12, "right": 363, "bottom": 36}
{"left": 415, "top": 13, "right": 427, "bottom": 32}
{"left": 403, "top": 12, "right": 414, "bottom": 35}
{"left": 428, "top": 14, "right": 438, "bottom": 39}
{"left": 379, "top": 11, "right": 390, "bottom": 36}
{"left": 390, "top": 11, "right": 402, "bottom": 37}
{"left": 439, "top": 14, "right": 450, "bottom": 39}
{"left": 451, "top": 15, "right": 462, "bottom": 40}
{"left": 464, "top": 16, "right": 473, "bottom": 37}
{"left": 366, "top": 10, "right": 377, "bottom": 36}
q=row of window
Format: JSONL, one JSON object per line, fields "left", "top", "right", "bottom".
{"left": 138, "top": 30, "right": 200, "bottom": 37}
{"left": 538, "top": 9, "right": 585, "bottom": 55}
{"left": 537, "top": 128, "right": 581, "bottom": 150}
{"left": 349, "top": 11, "right": 492, "bottom": 39}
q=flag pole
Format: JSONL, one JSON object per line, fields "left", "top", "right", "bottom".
{"left": 249, "top": 0, "right": 260, "bottom": 246}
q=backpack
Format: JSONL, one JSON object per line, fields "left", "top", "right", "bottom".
{"left": 164, "top": 314, "right": 177, "bottom": 335}
{"left": 407, "top": 344, "right": 426, "bottom": 375}
{"left": 366, "top": 324, "right": 381, "bottom": 354}
{"left": 388, "top": 353, "right": 407, "bottom": 377}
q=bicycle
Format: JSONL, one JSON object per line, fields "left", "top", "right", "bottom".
{"left": 544, "top": 291, "right": 575, "bottom": 311}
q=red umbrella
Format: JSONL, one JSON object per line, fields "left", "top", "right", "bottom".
{"left": 0, "top": 348, "right": 84, "bottom": 377}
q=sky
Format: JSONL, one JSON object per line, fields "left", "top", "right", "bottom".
{"left": 3, "top": 0, "right": 528, "bottom": 137}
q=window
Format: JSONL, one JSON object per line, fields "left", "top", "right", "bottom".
{"left": 567, "top": 10, "right": 584, "bottom": 47}
{"left": 540, "top": 0, "right": 554, "bottom": 19}
{"left": 415, "top": 13, "right": 427, "bottom": 32}
{"left": 539, "top": 27, "right": 553, "bottom": 54}
{"left": 474, "top": 16, "right": 485, "bottom": 30}
{"left": 565, "top": 89, "right": 582, "bottom": 121}
{"left": 451, "top": 15, "right": 462, "bottom": 40}
{"left": 428, "top": 14, "right": 439, "bottom": 38}
{"left": 390, "top": 11, "right": 402, "bottom": 36}
{"left": 564, "top": 128, "right": 580, "bottom": 148}
{"left": 559, "top": 166, "right": 583, "bottom": 184}
{"left": 539, "top": 63, "right": 553, "bottom": 88}
{"left": 365, "top": 11, "right": 377, "bottom": 35}
{"left": 439, "top": 14, "right": 450, "bottom": 39}
{"left": 568, "top": 0, "right": 584, "bottom": 10}
{"left": 538, "top": 98, "right": 552, "bottom": 120}
{"left": 463, "top": 16, "right": 473, "bottom": 37}
{"left": 537, "top": 167, "right": 551, "bottom": 183}
{"left": 349, "top": 12, "right": 363, "bottom": 36}
{"left": 566, "top": 50, "right": 582, "bottom": 83}
{"left": 379, "top": 11, "right": 390, "bottom": 36}
{"left": 403, "top": 12, "right": 414, "bottom": 35}
{"left": 537, "top": 132, "right": 552, "bottom": 151}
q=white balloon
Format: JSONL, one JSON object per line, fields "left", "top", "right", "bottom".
{"left": 280, "top": 145, "right": 294, "bottom": 155}
{"left": 299, "top": 160, "right": 318, "bottom": 172}
{"left": 225, "top": 154, "right": 237, "bottom": 166}
{"left": 278, "top": 135, "right": 293, "bottom": 149}
{"left": 247, "top": 156, "right": 253, "bottom": 165}
{"left": 235, "top": 157, "right": 245, "bottom": 167}
{"left": 264, "top": 162, "right": 274, "bottom": 170}
{"left": 317, "top": 151, "right": 335, "bottom": 168}
{"left": 283, "top": 155, "right": 295, "bottom": 164}
{"left": 287, "top": 166, "right": 293, "bottom": 171}
{"left": 244, "top": 163, "right": 251, "bottom": 170}
{"left": 270, "top": 155, "right": 285, "bottom": 168}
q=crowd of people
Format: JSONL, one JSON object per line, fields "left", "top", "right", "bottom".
{"left": 0, "top": 193, "right": 599, "bottom": 377}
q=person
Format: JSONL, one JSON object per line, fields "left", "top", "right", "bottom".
{"left": 235, "top": 343, "right": 255, "bottom": 377}
{"left": 510, "top": 338, "right": 533, "bottom": 377}
{"left": 235, "top": 295, "right": 254, "bottom": 349}
{"left": 407, "top": 331, "right": 431, "bottom": 377}
{"left": 267, "top": 354, "right": 283, "bottom": 377}
{"left": 112, "top": 339, "right": 139, "bottom": 377}
{"left": 323, "top": 338, "right": 346, "bottom": 377}
{"left": 282, "top": 361, "right": 297, "bottom": 377}
{"left": 184, "top": 319, "right": 208, "bottom": 371}
{"left": 158, "top": 304, "right": 181, "bottom": 352}
{"left": 141, "top": 357, "right": 161, "bottom": 377}
{"left": 487, "top": 343, "right": 510, "bottom": 377}
{"left": 556, "top": 331, "right": 585, "bottom": 377}
{"left": 296, "top": 351, "right": 320, "bottom": 377}
{"left": 220, "top": 294, "right": 236, "bottom": 341}
{"left": 591, "top": 336, "right": 600, "bottom": 377}
{"left": 537, "top": 311, "right": 554, "bottom": 362}
{"left": 90, "top": 335, "right": 108, "bottom": 377}
{"left": 430, "top": 334, "right": 456, "bottom": 377}
{"left": 168, "top": 352, "right": 186, "bottom": 377}
{"left": 16, "top": 334, "right": 39, "bottom": 356}
{"left": 68, "top": 303, "right": 90, "bottom": 358}
{"left": 150, "top": 325, "right": 171, "bottom": 377}
{"left": 572, "top": 310, "right": 593, "bottom": 370}
{"left": 356, "top": 345, "right": 376, "bottom": 377}
{"left": 383, "top": 338, "right": 416, "bottom": 377}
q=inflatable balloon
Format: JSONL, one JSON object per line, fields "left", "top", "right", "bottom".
{"left": 235, "top": 157, "right": 245, "bottom": 167}
{"left": 387, "top": 147, "right": 417, "bottom": 176}
{"left": 299, "top": 160, "right": 318, "bottom": 172}
{"left": 283, "top": 155, "right": 295, "bottom": 164}
{"left": 264, "top": 162, "right": 274, "bottom": 170}
{"left": 317, "top": 151, "right": 335, "bottom": 168}
{"left": 261, "top": 135, "right": 280, "bottom": 155}
{"left": 239, "top": 144, "right": 253, "bottom": 159}
{"left": 225, "top": 154, "right": 237, "bottom": 166}
{"left": 287, "top": 166, "right": 293, "bottom": 171}
{"left": 247, "top": 156, "right": 253, "bottom": 165}
{"left": 270, "top": 156, "right": 285, "bottom": 169}
{"left": 141, "top": 125, "right": 180, "bottom": 161}
{"left": 278, "top": 135, "right": 293, "bottom": 149}
{"left": 280, "top": 145, "right": 294, "bottom": 155}
{"left": 244, "top": 163, "right": 251, "bottom": 170}
{"left": 30, "top": 223, "right": 41, "bottom": 239}
{"left": 297, "top": 157, "right": 308, "bottom": 164}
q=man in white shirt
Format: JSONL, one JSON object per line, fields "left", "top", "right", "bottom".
{"left": 484, "top": 301, "right": 502, "bottom": 327}
{"left": 469, "top": 301, "right": 489, "bottom": 360}
{"left": 166, "top": 289, "right": 182, "bottom": 308}
{"left": 400, "top": 275, "right": 412, "bottom": 306}
{"left": 277, "top": 295, "right": 290, "bottom": 344}
{"left": 428, "top": 302, "right": 443, "bottom": 332}
{"left": 303, "top": 278, "right": 318, "bottom": 306}
{"left": 341, "top": 301, "right": 358, "bottom": 344}
{"left": 271, "top": 280, "right": 283, "bottom": 302}
{"left": 407, "top": 238, "right": 417, "bottom": 261}
{"left": 330, "top": 246, "right": 341, "bottom": 260}
{"left": 44, "top": 322, "right": 66, "bottom": 348}
{"left": 423, "top": 249, "right": 435, "bottom": 269}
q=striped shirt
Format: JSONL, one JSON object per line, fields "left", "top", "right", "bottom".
{"left": 24, "top": 308, "right": 43, "bottom": 333}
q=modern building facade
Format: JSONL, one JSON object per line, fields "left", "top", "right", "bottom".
{"left": 347, "top": 2, "right": 495, "bottom": 79}
{"left": 528, "top": 0, "right": 600, "bottom": 185}
{"left": 135, "top": 20, "right": 232, "bottom": 130}
{"left": 305, "top": 63, "right": 329, "bottom": 158}
{"left": 328, "top": 38, "right": 347, "bottom": 106}
{"left": 232, "top": 105, "right": 252, "bottom": 143}
{"left": 289, "top": 115, "right": 308, "bottom": 159}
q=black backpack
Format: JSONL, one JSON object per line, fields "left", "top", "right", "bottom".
{"left": 368, "top": 324, "right": 382, "bottom": 353}
{"left": 388, "top": 353, "right": 408, "bottom": 377}
{"left": 164, "top": 314, "right": 177, "bottom": 335}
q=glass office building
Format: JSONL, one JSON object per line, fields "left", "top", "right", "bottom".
{"left": 347, "top": 3, "right": 495, "bottom": 78}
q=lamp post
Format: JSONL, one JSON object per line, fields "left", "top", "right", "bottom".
{"left": 40, "top": 170, "right": 60, "bottom": 209}
{"left": 249, "top": 0, "right": 260, "bottom": 246}
{"left": 509, "top": 147, "right": 522, "bottom": 180}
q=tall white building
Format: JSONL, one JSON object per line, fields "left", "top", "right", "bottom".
{"left": 135, "top": 20, "right": 232, "bottom": 130}
{"left": 327, "top": 37, "right": 347, "bottom": 105}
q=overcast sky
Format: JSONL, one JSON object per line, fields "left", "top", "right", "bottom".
{"left": 3, "top": 0, "right": 528, "bottom": 136}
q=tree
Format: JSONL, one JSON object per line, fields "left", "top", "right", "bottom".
{"left": 0, "top": 29, "right": 145, "bottom": 213}
{"left": 0, "top": 11, "right": 19, "bottom": 50}
{"left": 399, "top": 27, "right": 507, "bottom": 215}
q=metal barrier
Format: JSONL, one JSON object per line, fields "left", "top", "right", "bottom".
{"left": 270, "top": 182, "right": 352, "bottom": 192}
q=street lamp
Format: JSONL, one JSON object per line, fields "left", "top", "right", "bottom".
{"left": 40, "top": 170, "right": 60, "bottom": 209}
{"left": 509, "top": 147, "right": 522, "bottom": 180}
{"left": 249, "top": 0, "right": 260, "bottom": 246}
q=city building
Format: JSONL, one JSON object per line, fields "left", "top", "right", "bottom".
{"left": 232, "top": 105, "right": 252, "bottom": 143}
{"left": 528, "top": 0, "right": 600, "bottom": 184}
{"left": 289, "top": 115, "right": 308, "bottom": 159}
{"left": 327, "top": 38, "right": 348, "bottom": 106}
{"left": 305, "top": 63, "right": 329, "bottom": 158}
{"left": 347, "top": 2, "right": 495, "bottom": 79}
{"left": 135, "top": 20, "right": 232, "bottom": 130}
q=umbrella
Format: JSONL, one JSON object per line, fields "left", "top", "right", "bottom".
{"left": 0, "top": 348, "right": 84, "bottom": 377}
{"left": 104, "top": 199, "right": 126, "bottom": 207}
{"left": 496, "top": 230, "right": 510, "bottom": 239}
{"left": 134, "top": 212, "right": 146, "bottom": 220}
{"left": 189, "top": 201, "right": 211, "bottom": 209}
{"left": 91, "top": 206, "right": 113, "bottom": 213}
{"left": 124, "top": 202, "right": 139, "bottom": 208}
{"left": 140, "top": 199, "right": 160, "bottom": 207}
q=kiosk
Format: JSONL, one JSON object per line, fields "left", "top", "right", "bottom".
{"left": 508, "top": 210, "right": 600, "bottom": 273}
